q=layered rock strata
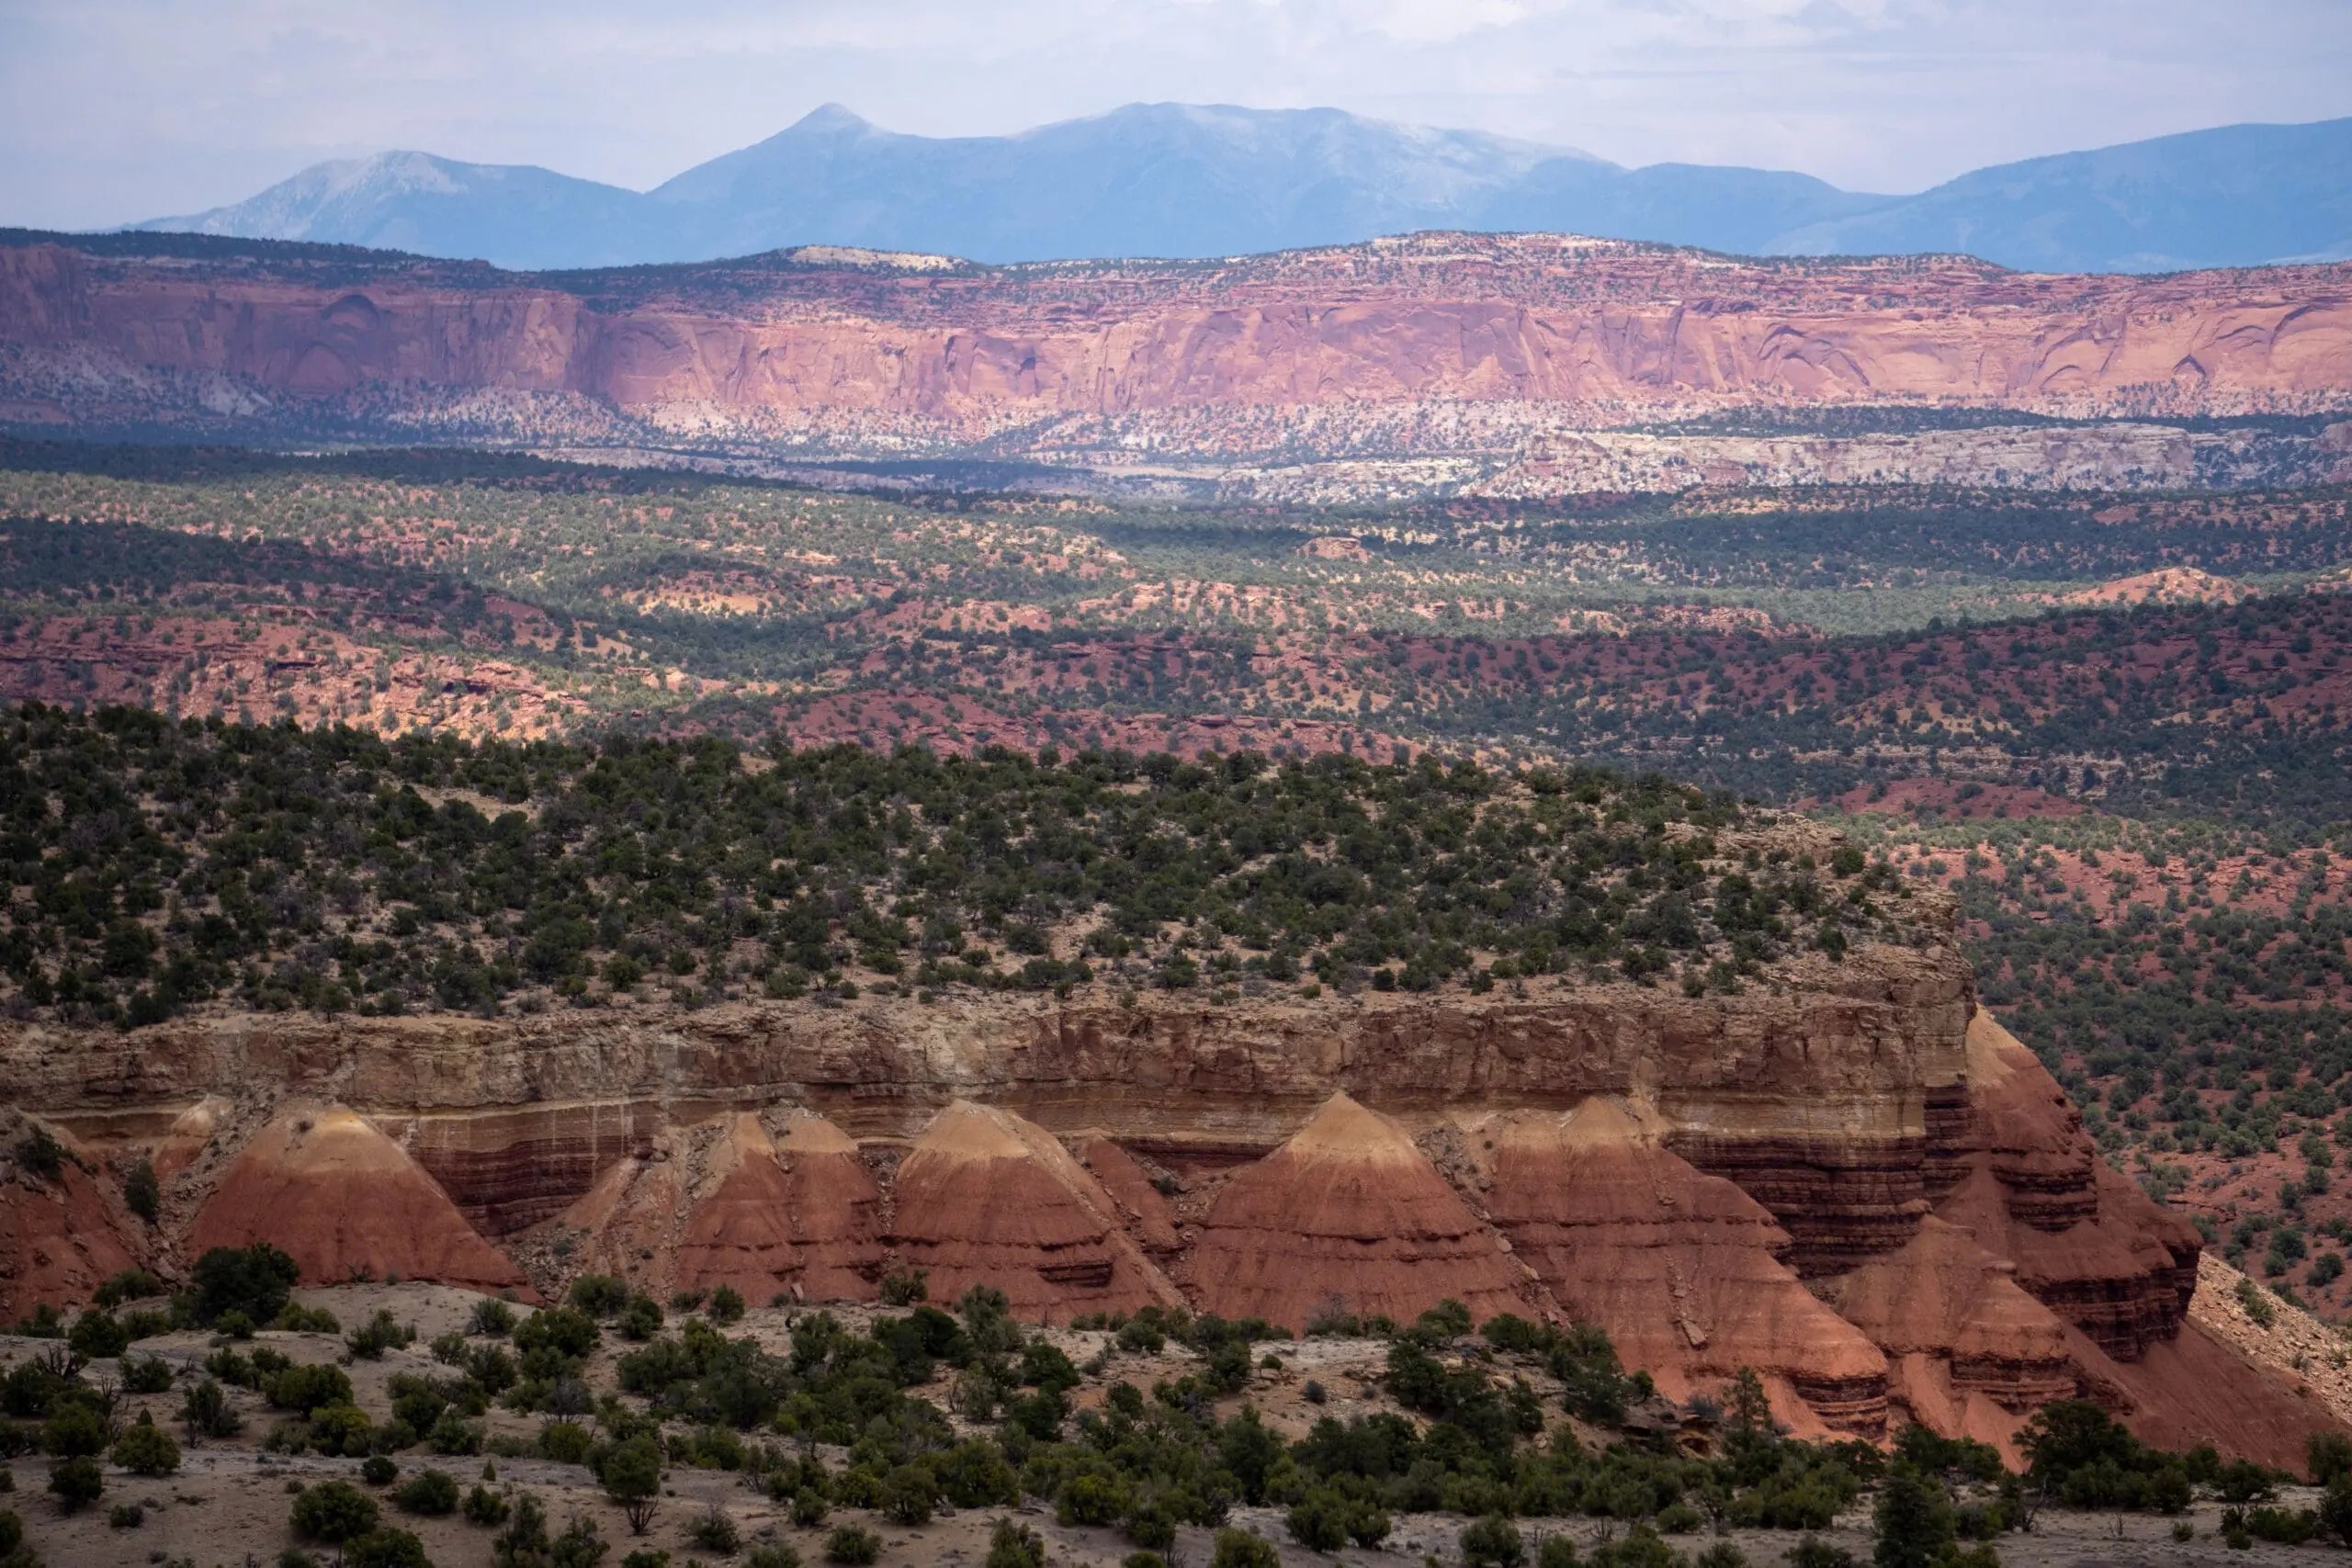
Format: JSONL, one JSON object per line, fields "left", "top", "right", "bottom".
{"left": 1829, "top": 1217, "right": 2084, "bottom": 1460}
{"left": 1932, "top": 1014, "right": 2200, "bottom": 1359}
{"left": 1, "top": 951, "right": 2328, "bottom": 1460}
{"left": 558, "top": 1109, "right": 883, "bottom": 1305}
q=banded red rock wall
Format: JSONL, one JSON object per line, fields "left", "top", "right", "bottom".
{"left": 4, "top": 234, "right": 2348, "bottom": 431}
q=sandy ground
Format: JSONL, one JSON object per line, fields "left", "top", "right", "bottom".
{"left": 0, "top": 1283, "right": 2335, "bottom": 1567}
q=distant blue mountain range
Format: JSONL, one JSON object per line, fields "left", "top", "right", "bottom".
{"left": 130, "top": 103, "right": 2352, "bottom": 275}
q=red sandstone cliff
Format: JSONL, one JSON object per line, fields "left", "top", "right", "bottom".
{"left": 2, "top": 233, "right": 2346, "bottom": 440}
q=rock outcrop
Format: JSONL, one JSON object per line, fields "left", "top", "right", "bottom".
{"left": 1476, "top": 1099, "right": 1889, "bottom": 1436}
{"left": 888, "top": 1101, "right": 1182, "bottom": 1322}
{"left": 1182, "top": 1091, "right": 1534, "bottom": 1329}
{"left": 187, "top": 1106, "right": 528, "bottom": 1295}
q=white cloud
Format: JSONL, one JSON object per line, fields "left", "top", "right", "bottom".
{"left": 2, "top": 0, "right": 2346, "bottom": 229}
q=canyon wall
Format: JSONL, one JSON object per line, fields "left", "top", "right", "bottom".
{"left": 3, "top": 234, "right": 2349, "bottom": 455}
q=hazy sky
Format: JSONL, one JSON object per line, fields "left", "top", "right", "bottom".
{"left": 5, "top": 0, "right": 2349, "bottom": 231}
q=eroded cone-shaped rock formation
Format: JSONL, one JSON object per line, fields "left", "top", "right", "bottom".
{"left": 889, "top": 1101, "right": 1182, "bottom": 1323}
{"left": 1830, "top": 1216, "right": 2082, "bottom": 1460}
{"left": 0, "top": 1112, "right": 145, "bottom": 1317}
{"left": 187, "top": 1106, "right": 528, "bottom": 1294}
{"left": 1934, "top": 1014, "right": 2200, "bottom": 1359}
{"left": 1183, "top": 1091, "right": 1534, "bottom": 1328}
{"left": 560, "top": 1109, "right": 883, "bottom": 1305}
{"left": 1478, "top": 1099, "right": 1889, "bottom": 1437}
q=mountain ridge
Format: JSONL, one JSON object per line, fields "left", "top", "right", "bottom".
{"left": 122, "top": 103, "right": 2352, "bottom": 276}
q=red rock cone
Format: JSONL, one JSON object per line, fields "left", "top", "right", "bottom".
{"left": 1480, "top": 1098, "right": 1887, "bottom": 1436}
{"left": 0, "top": 1112, "right": 146, "bottom": 1318}
{"left": 187, "top": 1106, "right": 527, "bottom": 1294}
{"left": 1182, "top": 1090, "right": 1532, "bottom": 1331}
{"left": 889, "top": 1101, "right": 1182, "bottom": 1323}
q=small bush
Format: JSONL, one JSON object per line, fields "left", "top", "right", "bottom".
{"left": 290, "top": 1479, "right": 380, "bottom": 1543}
{"left": 987, "top": 1518, "right": 1046, "bottom": 1568}
{"left": 469, "top": 1297, "right": 518, "bottom": 1337}
{"left": 108, "top": 1500, "right": 145, "bottom": 1529}
{"left": 1207, "top": 1529, "right": 1282, "bottom": 1568}
{"left": 347, "top": 1310, "right": 415, "bottom": 1359}
{"left": 688, "top": 1506, "right": 742, "bottom": 1552}
{"left": 824, "top": 1525, "right": 881, "bottom": 1565}
{"left": 1463, "top": 1515, "right": 1526, "bottom": 1568}
{"left": 111, "top": 1411, "right": 182, "bottom": 1476}
{"left": 568, "top": 1274, "right": 631, "bottom": 1317}
{"left": 394, "top": 1468, "right": 459, "bottom": 1517}
{"left": 120, "top": 1352, "right": 174, "bottom": 1393}
{"left": 361, "top": 1455, "right": 399, "bottom": 1485}
{"left": 462, "top": 1483, "right": 510, "bottom": 1526}
{"left": 123, "top": 1158, "right": 160, "bottom": 1223}
{"left": 49, "top": 1454, "right": 103, "bottom": 1513}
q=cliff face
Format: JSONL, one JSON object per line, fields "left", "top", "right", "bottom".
{"left": 3, "top": 234, "right": 2347, "bottom": 447}
{"left": 0, "top": 944, "right": 2320, "bottom": 1460}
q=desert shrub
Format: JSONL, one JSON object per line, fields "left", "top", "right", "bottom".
{"left": 463, "top": 1483, "right": 510, "bottom": 1526}
{"left": 347, "top": 1310, "right": 416, "bottom": 1359}
{"left": 687, "top": 1506, "right": 741, "bottom": 1552}
{"left": 180, "top": 1376, "right": 243, "bottom": 1439}
{"left": 290, "top": 1480, "right": 379, "bottom": 1544}
{"left": 986, "top": 1518, "right": 1046, "bottom": 1568}
{"left": 111, "top": 1411, "right": 181, "bottom": 1476}
{"left": 877, "top": 1269, "right": 928, "bottom": 1306}
{"left": 708, "top": 1286, "right": 747, "bottom": 1325}
{"left": 345, "top": 1531, "right": 434, "bottom": 1568}
{"left": 568, "top": 1275, "right": 631, "bottom": 1317}
{"left": 49, "top": 1454, "right": 103, "bottom": 1513}
{"left": 189, "top": 1243, "right": 301, "bottom": 1327}
{"left": 1463, "top": 1514, "right": 1526, "bottom": 1568}
{"left": 394, "top": 1468, "right": 459, "bottom": 1516}
{"left": 823, "top": 1525, "right": 881, "bottom": 1565}
{"left": 267, "top": 1361, "right": 355, "bottom": 1415}
{"left": 120, "top": 1352, "right": 174, "bottom": 1393}
{"left": 66, "top": 1309, "right": 129, "bottom": 1360}
{"left": 1206, "top": 1529, "right": 1282, "bottom": 1568}
{"left": 469, "top": 1298, "right": 518, "bottom": 1337}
